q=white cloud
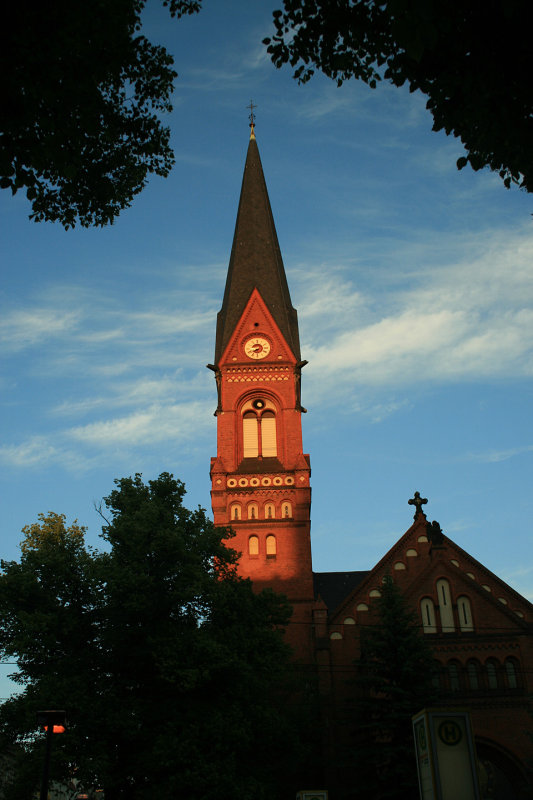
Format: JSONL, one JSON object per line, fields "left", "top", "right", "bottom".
{"left": 466, "top": 444, "right": 533, "bottom": 464}
{"left": 0, "top": 309, "right": 79, "bottom": 351}
{"left": 0, "top": 436, "right": 59, "bottom": 467}
{"left": 68, "top": 400, "right": 213, "bottom": 448}
{"left": 293, "top": 225, "right": 533, "bottom": 405}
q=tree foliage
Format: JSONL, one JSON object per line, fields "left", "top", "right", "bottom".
{"left": 0, "top": 473, "right": 310, "bottom": 799}
{"left": 349, "top": 576, "right": 437, "bottom": 800}
{"left": 1, "top": 1, "right": 201, "bottom": 228}
{"left": 265, "top": 0, "right": 533, "bottom": 192}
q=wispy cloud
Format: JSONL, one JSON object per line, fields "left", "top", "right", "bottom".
{"left": 292, "top": 225, "right": 533, "bottom": 407}
{"left": 0, "top": 309, "right": 79, "bottom": 351}
{"left": 2, "top": 223, "right": 532, "bottom": 472}
{"left": 465, "top": 444, "right": 533, "bottom": 464}
{"left": 69, "top": 400, "right": 213, "bottom": 448}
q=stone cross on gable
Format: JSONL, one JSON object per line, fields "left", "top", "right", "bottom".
{"left": 408, "top": 491, "right": 428, "bottom": 519}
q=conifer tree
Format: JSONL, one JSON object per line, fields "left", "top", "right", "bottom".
{"left": 350, "top": 576, "right": 437, "bottom": 800}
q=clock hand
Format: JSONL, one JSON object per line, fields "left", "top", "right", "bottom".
{"left": 252, "top": 344, "right": 263, "bottom": 352}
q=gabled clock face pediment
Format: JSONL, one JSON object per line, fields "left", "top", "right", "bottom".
{"left": 219, "top": 287, "right": 296, "bottom": 367}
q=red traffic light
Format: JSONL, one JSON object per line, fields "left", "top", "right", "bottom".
{"left": 43, "top": 724, "right": 65, "bottom": 734}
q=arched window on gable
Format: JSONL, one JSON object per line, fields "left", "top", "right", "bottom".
{"left": 436, "top": 579, "right": 455, "bottom": 632}
{"left": 266, "top": 534, "right": 277, "bottom": 557}
{"left": 281, "top": 501, "right": 292, "bottom": 518}
{"left": 248, "top": 535, "right": 259, "bottom": 556}
{"left": 420, "top": 598, "right": 437, "bottom": 633}
{"left": 264, "top": 502, "right": 275, "bottom": 520}
{"left": 457, "top": 596, "right": 474, "bottom": 631}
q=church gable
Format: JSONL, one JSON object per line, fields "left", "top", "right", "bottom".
{"left": 327, "top": 510, "right": 533, "bottom": 632}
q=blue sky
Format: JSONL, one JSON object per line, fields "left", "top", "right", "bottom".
{"left": 1, "top": 0, "right": 532, "bottom": 697}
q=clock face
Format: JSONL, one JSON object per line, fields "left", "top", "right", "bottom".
{"left": 244, "top": 336, "right": 271, "bottom": 359}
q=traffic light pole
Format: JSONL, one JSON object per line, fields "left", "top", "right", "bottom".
{"left": 40, "top": 722, "right": 54, "bottom": 800}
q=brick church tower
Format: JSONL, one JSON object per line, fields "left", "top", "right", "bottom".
{"left": 209, "top": 123, "right": 314, "bottom": 655}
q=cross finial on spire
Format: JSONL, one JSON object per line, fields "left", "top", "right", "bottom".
{"left": 408, "top": 491, "right": 428, "bottom": 519}
{"left": 247, "top": 100, "right": 257, "bottom": 139}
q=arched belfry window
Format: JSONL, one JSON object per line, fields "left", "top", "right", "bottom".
{"left": 243, "top": 411, "right": 259, "bottom": 457}
{"left": 264, "top": 502, "right": 275, "bottom": 520}
{"left": 241, "top": 398, "right": 278, "bottom": 458}
{"left": 261, "top": 411, "right": 277, "bottom": 456}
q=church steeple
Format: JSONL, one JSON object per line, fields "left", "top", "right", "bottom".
{"left": 210, "top": 128, "right": 314, "bottom": 627}
{"left": 215, "top": 133, "right": 301, "bottom": 365}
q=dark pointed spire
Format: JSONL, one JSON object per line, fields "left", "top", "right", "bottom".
{"left": 215, "top": 131, "right": 301, "bottom": 364}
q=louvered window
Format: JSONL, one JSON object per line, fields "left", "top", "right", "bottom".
{"left": 243, "top": 412, "right": 259, "bottom": 457}
{"left": 261, "top": 411, "right": 277, "bottom": 456}
{"left": 241, "top": 405, "right": 277, "bottom": 458}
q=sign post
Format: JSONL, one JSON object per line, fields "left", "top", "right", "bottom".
{"left": 412, "top": 709, "right": 480, "bottom": 800}
{"left": 37, "top": 710, "right": 67, "bottom": 800}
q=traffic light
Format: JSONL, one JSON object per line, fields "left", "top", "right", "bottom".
{"left": 36, "top": 710, "right": 67, "bottom": 733}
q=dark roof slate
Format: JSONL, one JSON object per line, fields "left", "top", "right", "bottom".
{"left": 313, "top": 570, "right": 370, "bottom": 615}
{"left": 215, "top": 135, "right": 301, "bottom": 364}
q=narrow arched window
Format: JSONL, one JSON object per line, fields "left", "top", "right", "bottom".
{"left": 457, "top": 596, "right": 474, "bottom": 631}
{"left": 266, "top": 534, "right": 276, "bottom": 556}
{"left": 261, "top": 411, "right": 277, "bottom": 457}
{"left": 505, "top": 658, "right": 519, "bottom": 689}
{"left": 230, "top": 504, "right": 241, "bottom": 521}
{"left": 421, "top": 598, "right": 437, "bottom": 633}
{"left": 281, "top": 501, "right": 292, "bottom": 518}
{"left": 486, "top": 659, "right": 499, "bottom": 690}
{"left": 243, "top": 411, "right": 259, "bottom": 457}
{"left": 264, "top": 502, "right": 275, "bottom": 520}
{"left": 247, "top": 503, "right": 258, "bottom": 520}
{"left": 431, "top": 661, "right": 442, "bottom": 690}
{"left": 467, "top": 660, "right": 480, "bottom": 690}
{"left": 436, "top": 579, "right": 455, "bottom": 632}
{"left": 448, "top": 661, "right": 461, "bottom": 692}
{"left": 248, "top": 535, "right": 259, "bottom": 556}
